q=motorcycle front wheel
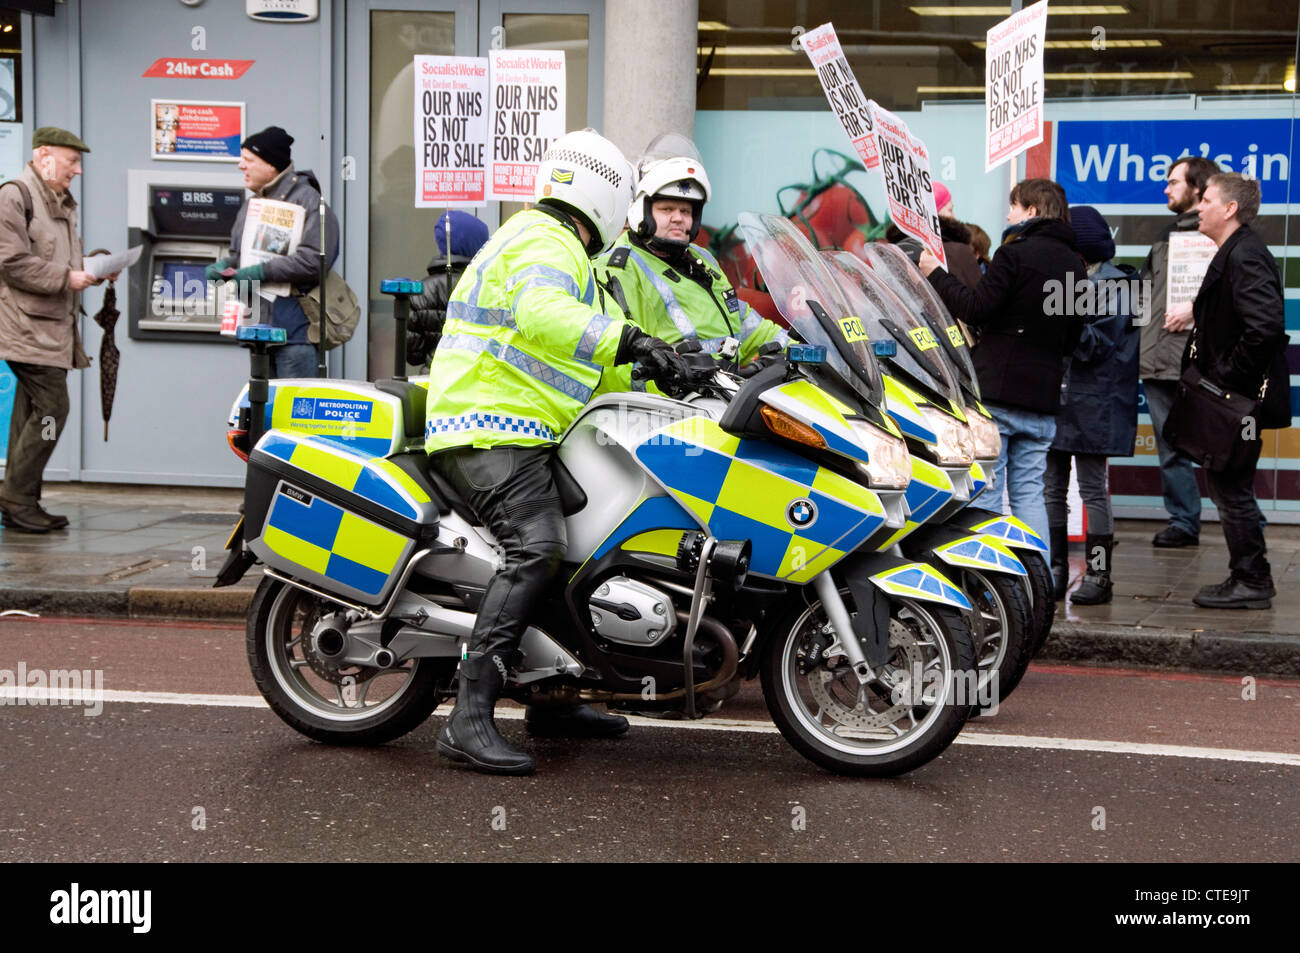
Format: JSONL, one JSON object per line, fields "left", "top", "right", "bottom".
{"left": 1019, "top": 549, "right": 1056, "bottom": 659}
{"left": 246, "top": 576, "right": 454, "bottom": 745}
{"left": 759, "top": 591, "right": 976, "bottom": 777}
{"left": 957, "top": 567, "right": 1033, "bottom": 706}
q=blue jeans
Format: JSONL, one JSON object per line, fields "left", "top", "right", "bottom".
{"left": 273, "top": 343, "right": 322, "bottom": 379}
{"left": 986, "top": 401, "right": 1055, "bottom": 547}
{"left": 1141, "top": 379, "right": 1201, "bottom": 536}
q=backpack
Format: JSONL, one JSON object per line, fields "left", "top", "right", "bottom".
{"left": 1, "top": 180, "right": 33, "bottom": 229}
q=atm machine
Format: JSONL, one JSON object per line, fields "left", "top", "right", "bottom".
{"left": 127, "top": 172, "right": 247, "bottom": 341}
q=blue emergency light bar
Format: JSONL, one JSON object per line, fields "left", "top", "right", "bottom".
{"left": 786, "top": 344, "right": 827, "bottom": 364}
{"left": 380, "top": 278, "right": 423, "bottom": 295}
{"left": 236, "top": 325, "right": 287, "bottom": 343}
{"left": 872, "top": 340, "right": 898, "bottom": 358}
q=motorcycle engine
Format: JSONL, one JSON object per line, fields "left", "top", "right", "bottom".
{"left": 588, "top": 577, "right": 677, "bottom": 647}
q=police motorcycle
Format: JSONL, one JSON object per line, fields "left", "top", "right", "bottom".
{"left": 814, "top": 245, "right": 1033, "bottom": 706}
{"left": 856, "top": 243, "right": 1055, "bottom": 675}
{"left": 216, "top": 213, "right": 985, "bottom": 778}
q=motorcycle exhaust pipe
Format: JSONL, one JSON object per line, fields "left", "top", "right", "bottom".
{"left": 315, "top": 626, "right": 347, "bottom": 659}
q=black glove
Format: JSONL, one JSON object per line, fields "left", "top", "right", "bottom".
{"left": 738, "top": 341, "right": 786, "bottom": 378}
{"left": 617, "top": 326, "right": 692, "bottom": 394}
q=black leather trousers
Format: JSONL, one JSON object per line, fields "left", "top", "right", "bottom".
{"left": 431, "top": 445, "right": 567, "bottom": 679}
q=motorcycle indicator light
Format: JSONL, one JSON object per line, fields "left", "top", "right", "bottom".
{"left": 760, "top": 405, "right": 827, "bottom": 450}
{"left": 919, "top": 405, "right": 974, "bottom": 466}
{"left": 226, "top": 428, "right": 250, "bottom": 462}
{"left": 849, "top": 420, "right": 912, "bottom": 489}
{"left": 965, "top": 406, "right": 1001, "bottom": 460}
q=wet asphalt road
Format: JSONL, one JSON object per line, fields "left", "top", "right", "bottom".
{"left": 1, "top": 617, "right": 1297, "bottom": 863}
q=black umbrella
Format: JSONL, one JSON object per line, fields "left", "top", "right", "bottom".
{"left": 91, "top": 280, "right": 120, "bottom": 440}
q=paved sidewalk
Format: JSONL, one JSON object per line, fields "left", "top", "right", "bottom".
{"left": 0, "top": 483, "right": 1296, "bottom": 675}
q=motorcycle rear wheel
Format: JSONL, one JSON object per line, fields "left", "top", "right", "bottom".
{"left": 759, "top": 592, "right": 975, "bottom": 777}
{"left": 246, "top": 576, "right": 454, "bottom": 745}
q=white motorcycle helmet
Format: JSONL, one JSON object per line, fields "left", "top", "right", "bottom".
{"left": 534, "top": 128, "right": 634, "bottom": 256}
{"left": 628, "top": 133, "right": 712, "bottom": 253}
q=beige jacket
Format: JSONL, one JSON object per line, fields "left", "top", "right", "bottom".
{"left": 0, "top": 161, "right": 88, "bottom": 369}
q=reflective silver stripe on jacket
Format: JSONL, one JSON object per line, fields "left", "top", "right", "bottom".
{"left": 440, "top": 333, "right": 595, "bottom": 403}
{"left": 574, "top": 312, "right": 615, "bottom": 363}
{"left": 508, "top": 263, "right": 584, "bottom": 302}
{"left": 628, "top": 251, "right": 697, "bottom": 340}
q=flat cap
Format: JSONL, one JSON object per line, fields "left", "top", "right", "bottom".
{"left": 33, "top": 126, "right": 90, "bottom": 153}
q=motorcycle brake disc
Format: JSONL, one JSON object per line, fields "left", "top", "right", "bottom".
{"left": 806, "top": 618, "right": 925, "bottom": 730}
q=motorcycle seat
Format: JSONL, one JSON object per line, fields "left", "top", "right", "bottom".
{"left": 386, "top": 451, "right": 476, "bottom": 525}
{"left": 374, "top": 378, "right": 427, "bottom": 440}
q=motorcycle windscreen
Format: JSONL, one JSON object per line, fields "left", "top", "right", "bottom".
{"left": 822, "top": 251, "right": 963, "bottom": 412}
{"left": 735, "top": 211, "right": 886, "bottom": 411}
{"left": 856, "top": 242, "right": 981, "bottom": 402}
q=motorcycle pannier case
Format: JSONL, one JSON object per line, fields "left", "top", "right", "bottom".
{"left": 244, "top": 430, "right": 440, "bottom": 606}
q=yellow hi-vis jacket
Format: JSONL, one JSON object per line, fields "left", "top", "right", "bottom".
{"left": 424, "top": 208, "right": 632, "bottom": 453}
{"left": 595, "top": 235, "right": 789, "bottom": 383}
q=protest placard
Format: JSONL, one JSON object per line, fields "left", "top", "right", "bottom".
{"left": 869, "top": 101, "right": 946, "bottom": 269}
{"left": 1166, "top": 230, "right": 1219, "bottom": 313}
{"left": 800, "top": 22, "right": 878, "bottom": 171}
{"left": 985, "top": 0, "right": 1048, "bottom": 172}
{"left": 487, "top": 49, "right": 565, "bottom": 202}
{"left": 414, "top": 55, "right": 489, "bottom": 208}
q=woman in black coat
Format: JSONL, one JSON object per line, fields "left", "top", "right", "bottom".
{"left": 1044, "top": 206, "right": 1140, "bottom": 605}
{"left": 920, "top": 178, "right": 1088, "bottom": 553}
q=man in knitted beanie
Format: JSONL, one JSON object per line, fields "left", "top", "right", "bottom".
{"left": 207, "top": 126, "right": 340, "bottom": 377}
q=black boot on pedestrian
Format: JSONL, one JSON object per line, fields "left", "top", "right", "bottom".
{"left": 1049, "top": 523, "right": 1068, "bottom": 600}
{"left": 1070, "top": 534, "right": 1114, "bottom": 606}
{"left": 437, "top": 652, "right": 535, "bottom": 776}
{"left": 1153, "top": 525, "right": 1198, "bottom": 548}
{"left": 1193, "top": 577, "right": 1273, "bottom": 610}
{"left": 526, "top": 703, "right": 629, "bottom": 739}
{"left": 0, "top": 501, "right": 54, "bottom": 534}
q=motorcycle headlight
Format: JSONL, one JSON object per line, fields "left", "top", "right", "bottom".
{"left": 966, "top": 406, "right": 1001, "bottom": 460}
{"left": 849, "top": 419, "right": 912, "bottom": 489}
{"left": 918, "top": 405, "right": 974, "bottom": 466}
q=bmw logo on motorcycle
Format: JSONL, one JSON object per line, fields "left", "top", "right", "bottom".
{"left": 786, "top": 498, "right": 818, "bottom": 529}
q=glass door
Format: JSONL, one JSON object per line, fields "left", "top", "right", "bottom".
{"left": 479, "top": 0, "right": 605, "bottom": 223}
{"left": 346, "top": 0, "right": 477, "bottom": 381}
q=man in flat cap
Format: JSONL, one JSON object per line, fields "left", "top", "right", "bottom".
{"left": 0, "top": 126, "right": 106, "bottom": 533}
{"left": 207, "top": 125, "right": 340, "bottom": 377}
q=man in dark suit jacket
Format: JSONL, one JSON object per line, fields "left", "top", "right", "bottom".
{"left": 1182, "top": 173, "right": 1292, "bottom": 609}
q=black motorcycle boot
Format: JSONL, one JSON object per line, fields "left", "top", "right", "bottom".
{"left": 437, "top": 652, "right": 535, "bottom": 776}
{"left": 525, "top": 703, "right": 629, "bottom": 739}
{"left": 1049, "top": 523, "right": 1068, "bottom": 600}
{"left": 1071, "top": 534, "right": 1114, "bottom": 606}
